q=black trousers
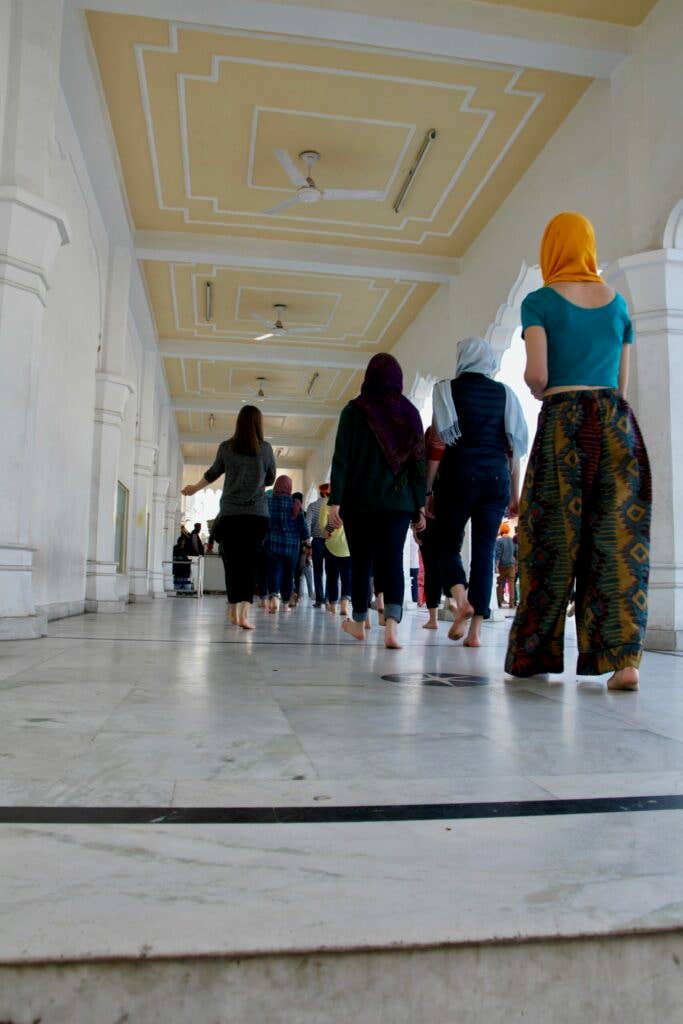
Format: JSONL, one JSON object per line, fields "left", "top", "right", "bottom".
{"left": 436, "top": 470, "right": 510, "bottom": 618}
{"left": 324, "top": 549, "right": 352, "bottom": 603}
{"left": 311, "top": 537, "right": 326, "bottom": 603}
{"left": 420, "top": 517, "right": 443, "bottom": 609}
{"left": 343, "top": 509, "right": 411, "bottom": 624}
{"left": 218, "top": 516, "right": 268, "bottom": 605}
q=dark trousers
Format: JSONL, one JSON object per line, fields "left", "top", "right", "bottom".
{"left": 217, "top": 516, "right": 268, "bottom": 605}
{"left": 420, "top": 517, "right": 443, "bottom": 609}
{"left": 324, "top": 549, "right": 352, "bottom": 604}
{"left": 409, "top": 568, "right": 419, "bottom": 604}
{"left": 311, "top": 537, "right": 326, "bottom": 603}
{"left": 267, "top": 551, "right": 298, "bottom": 602}
{"left": 437, "top": 470, "right": 510, "bottom": 619}
{"left": 343, "top": 509, "right": 411, "bottom": 624}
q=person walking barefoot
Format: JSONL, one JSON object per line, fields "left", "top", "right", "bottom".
{"left": 505, "top": 212, "right": 651, "bottom": 691}
{"left": 432, "top": 338, "right": 527, "bottom": 648}
{"left": 183, "top": 405, "right": 275, "bottom": 633}
{"left": 327, "top": 353, "right": 426, "bottom": 650}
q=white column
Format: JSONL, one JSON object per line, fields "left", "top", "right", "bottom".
{"left": 128, "top": 440, "right": 157, "bottom": 601}
{"left": 150, "top": 475, "right": 170, "bottom": 597}
{"left": 85, "top": 246, "right": 134, "bottom": 611}
{"left": 606, "top": 201, "right": 683, "bottom": 652}
{"left": 0, "top": 1, "right": 70, "bottom": 638}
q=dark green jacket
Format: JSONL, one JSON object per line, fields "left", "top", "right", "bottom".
{"left": 329, "top": 402, "right": 426, "bottom": 519}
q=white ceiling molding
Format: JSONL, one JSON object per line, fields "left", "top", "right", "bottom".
{"left": 72, "top": 0, "right": 630, "bottom": 79}
{"left": 180, "top": 431, "right": 324, "bottom": 449}
{"left": 172, "top": 396, "right": 342, "bottom": 417}
{"left": 159, "top": 339, "right": 367, "bottom": 370}
{"left": 136, "top": 232, "right": 459, "bottom": 284}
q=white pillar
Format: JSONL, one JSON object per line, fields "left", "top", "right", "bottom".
{"left": 128, "top": 440, "right": 157, "bottom": 602}
{"left": 85, "top": 246, "right": 134, "bottom": 611}
{"left": 606, "top": 201, "right": 683, "bottom": 652}
{"left": 150, "top": 475, "right": 170, "bottom": 597}
{"left": 0, "top": 1, "right": 70, "bottom": 638}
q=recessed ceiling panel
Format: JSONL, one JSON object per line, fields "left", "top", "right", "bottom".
{"left": 87, "top": 13, "right": 590, "bottom": 257}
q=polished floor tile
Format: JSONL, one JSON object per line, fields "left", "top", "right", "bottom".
{"left": 2, "top": 597, "right": 683, "bottom": 962}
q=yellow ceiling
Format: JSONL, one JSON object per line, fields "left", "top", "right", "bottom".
{"left": 87, "top": 12, "right": 590, "bottom": 258}
{"left": 472, "top": 0, "right": 658, "bottom": 26}
{"left": 144, "top": 262, "right": 436, "bottom": 348}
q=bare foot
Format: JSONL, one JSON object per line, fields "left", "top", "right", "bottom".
{"left": 447, "top": 598, "right": 473, "bottom": 642}
{"left": 607, "top": 667, "right": 639, "bottom": 691}
{"left": 326, "top": 602, "right": 337, "bottom": 614}
{"left": 364, "top": 616, "right": 372, "bottom": 631}
{"left": 237, "top": 602, "right": 255, "bottom": 630}
{"left": 463, "top": 637, "right": 481, "bottom": 648}
{"left": 340, "top": 600, "right": 349, "bottom": 617}
{"left": 385, "top": 619, "right": 402, "bottom": 650}
{"left": 423, "top": 614, "right": 438, "bottom": 631}
{"left": 227, "top": 604, "right": 239, "bottom": 625}
{"left": 464, "top": 614, "right": 483, "bottom": 647}
{"left": 341, "top": 619, "right": 365, "bottom": 641}
{"left": 268, "top": 597, "right": 279, "bottom": 614}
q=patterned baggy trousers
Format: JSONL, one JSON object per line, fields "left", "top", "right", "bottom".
{"left": 505, "top": 389, "right": 651, "bottom": 677}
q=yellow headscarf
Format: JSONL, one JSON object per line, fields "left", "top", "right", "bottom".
{"left": 540, "top": 212, "right": 603, "bottom": 286}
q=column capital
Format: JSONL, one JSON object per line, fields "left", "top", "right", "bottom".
{"left": 153, "top": 475, "right": 171, "bottom": 503}
{"left": 0, "top": 186, "right": 70, "bottom": 305}
{"left": 134, "top": 439, "right": 158, "bottom": 477}
{"left": 94, "top": 372, "right": 134, "bottom": 426}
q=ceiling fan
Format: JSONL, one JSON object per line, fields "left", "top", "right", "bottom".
{"left": 252, "top": 303, "right": 323, "bottom": 342}
{"left": 264, "top": 149, "right": 384, "bottom": 215}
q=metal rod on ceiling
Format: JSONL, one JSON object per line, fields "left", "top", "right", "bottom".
{"left": 393, "top": 129, "right": 437, "bottom": 215}
{"left": 205, "top": 281, "right": 213, "bottom": 322}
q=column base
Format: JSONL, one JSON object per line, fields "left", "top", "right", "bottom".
{"left": 129, "top": 593, "right": 153, "bottom": 604}
{"left": 645, "top": 627, "right": 683, "bottom": 652}
{"left": 84, "top": 598, "right": 126, "bottom": 614}
{"left": 0, "top": 612, "right": 47, "bottom": 640}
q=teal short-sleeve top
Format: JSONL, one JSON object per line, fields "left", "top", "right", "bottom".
{"left": 521, "top": 286, "right": 633, "bottom": 389}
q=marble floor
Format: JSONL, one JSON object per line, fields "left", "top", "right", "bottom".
{"left": 1, "top": 597, "right": 683, "bottom": 962}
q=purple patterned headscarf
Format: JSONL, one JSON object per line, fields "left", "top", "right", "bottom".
{"left": 352, "top": 353, "right": 425, "bottom": 476}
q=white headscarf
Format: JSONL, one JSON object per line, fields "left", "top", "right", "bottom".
{"left": 432, "top": 337, "right": 529, "bottom": 458}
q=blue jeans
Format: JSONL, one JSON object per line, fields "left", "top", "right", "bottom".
{"left": 343, "top": 510, "right": 411, "bottom": 624}
{"left": 267, "top": 551, "right": 298, "bottom": 602}
{"left": 324, "top": 549, "right": 352, "bottom": 604}
{"left": 436, "top": 470, "right": 510, "bottom": 618}
{"left": 311, "top": 537, "right": 326, "bottom": 603}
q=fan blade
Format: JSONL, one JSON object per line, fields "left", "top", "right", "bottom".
{"left": 322, "top": 189, "right": 384, "bottom": 201}
{"left": 251, "top": 312, "right": 272, "bottom": 326}
{"left": 288, "top": 326, "right": 322, "bottom": 334}
{"left": 263, "top": 195, "right": 302, "bottom": 215}
{"left": 254, "top": 332, "right": 274, "bottom": 341}
{"left": 273, "top": 148, "right": 307, "bottom": 187}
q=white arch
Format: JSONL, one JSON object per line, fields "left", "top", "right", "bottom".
{"left": 484, "top": 260, "right": 542, "bottom": 363}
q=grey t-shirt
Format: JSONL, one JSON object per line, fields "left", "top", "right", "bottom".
{"left": 495, "top": 535, "right": 515, "bottom": 567}
{"left": 204, "top": 440, "right": 276, "bottom": 517}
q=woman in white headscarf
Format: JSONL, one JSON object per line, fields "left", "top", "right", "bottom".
{"left": 431, "top": 338, "right": 528, "bottom": 647}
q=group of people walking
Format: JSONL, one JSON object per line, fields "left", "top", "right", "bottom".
{"left": 182, "top": 212, "right": 651, "bottom": 690}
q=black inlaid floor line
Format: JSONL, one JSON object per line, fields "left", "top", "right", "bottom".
{"left": 2, "top": 794, "right": 682, "bottom": 825}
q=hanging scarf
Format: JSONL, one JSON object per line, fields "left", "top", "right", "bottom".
{"left": 432, "top": 337, "right": 529, "bottom": 459}
{"left": 541, "top": 211, "right": 604, "bottom": 286}
{"left": 273, "top": 475, "right": 301, "bottom": 518}
{"left": 351, "top": 353, "right": 425, "bottom": 476}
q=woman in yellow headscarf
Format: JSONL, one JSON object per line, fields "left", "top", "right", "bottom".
{"left": 505, "top": 212, "right": 651, "bottom": 691}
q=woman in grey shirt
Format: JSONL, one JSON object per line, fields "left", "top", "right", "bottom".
{"left": 182, "top": 405, "right": 276, "bottom": 630}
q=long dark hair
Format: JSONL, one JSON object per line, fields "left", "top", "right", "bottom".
{"left": 230, "top": 404, "right": 263, "bottom": 456}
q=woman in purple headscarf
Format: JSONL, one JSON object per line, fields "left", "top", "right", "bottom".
{"left": 328, "top": 353, "right": 426, "bottom": 649}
